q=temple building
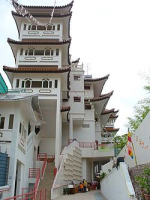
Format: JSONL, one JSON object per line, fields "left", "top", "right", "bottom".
{"left": 0, "top": 1, "right": 119, "bottom": 199}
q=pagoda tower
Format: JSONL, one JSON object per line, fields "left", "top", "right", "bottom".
{"left": 4, "top": 1, "right": 73, "bottom": 171}
{"left": 1, "top": 1, "right": 119, "bottom": 198}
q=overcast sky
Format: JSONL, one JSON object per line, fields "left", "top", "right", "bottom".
{"left": 0, "top": 0, "right": 150, "bottom": 135}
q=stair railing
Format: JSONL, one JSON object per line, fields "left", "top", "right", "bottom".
{"left": 4, "top": 189, "right": 46, "bottom": 200}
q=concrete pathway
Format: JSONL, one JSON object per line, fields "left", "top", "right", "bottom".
{"left": 53, "top": 190, "right": 107, "bottom": 200}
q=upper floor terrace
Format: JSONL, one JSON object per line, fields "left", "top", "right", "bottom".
{"left": 7, "top": 38, "right": 71, "bottom": 68}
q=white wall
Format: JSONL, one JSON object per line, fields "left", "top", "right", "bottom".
{"left": 73, "top": 122, "right": 95, "bottom": 142}
{"left": 118, "top": 112, "right": 150, "bottom": 168}
{"left": 40, "top": 138, "right": 55, "bottom": 155}
{"left": 101, "top": 163, "right": 137, "bottom": 200}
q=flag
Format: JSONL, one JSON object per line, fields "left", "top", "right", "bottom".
{"left": 127, "top": 132, "right": 134, "bottom": 159}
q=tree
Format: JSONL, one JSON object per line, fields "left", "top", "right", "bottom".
{"left": 113, "top": 134, "right": 127, "bottom": 156}
{"left": 127, "top": 74, "right": 150, "bottom": 133}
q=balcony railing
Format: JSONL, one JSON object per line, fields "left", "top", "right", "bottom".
{"left": 21, "top": 30, "right": 62, "bottom": 40}
{"left": 18, "top": 55, "right": 60, "bottom": 66}
{"left": 68, "top": 139, "right": 98, "bottom": 150}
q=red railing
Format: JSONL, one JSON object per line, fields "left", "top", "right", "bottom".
{"left": 34, "top": 170, "right": 40, "bottom": 192}
{"left": 42, "top": 154, "right": 47, "bottom": 177}
{"left": 4, "top": 189, "right": 46, "bottom": 200}
{"left": 5, "top": 153, "right": 49, "bottom": 200}
{"left": 29, "top": 168, "right": 40, "bottom": 178}
{"left": 68, "top": 139, "right": 98, "bottom": 150}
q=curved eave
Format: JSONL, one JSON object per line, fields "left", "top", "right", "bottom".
{"left": 12, "top": 11, "right": 72, "bottom": 18}
{"left": 7, "top": 38, "right": 71, "bottom": 65}
{"left": 7, "top": 38, "right": 71, "bottom": 45}
{"left": 101, "top": 108, "right": 115, "bottom": 115}
{"left": 3, "top": 66, "right": 71, "bottom": 86}
{"left": 104, "top": 128, "right": 120, "bottom": 133}
{"left": 23, "top": 1, "right": 74, "bottom": 12}
{"left": 84, "top": 74, "right": 109, "bottom": 97}
{"left": 61, "top": 106, "right": 70, "bottom": 112}
{"left": 84, "top": 74, "right": 109, "bottom": 82}
{"left": 84, "top": 91, "right": 113, "bottom": 102}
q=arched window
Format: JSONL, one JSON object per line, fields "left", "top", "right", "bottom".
{"left": 32, "top": 25, "right": 36, "bottom": 30}
{"left": 25, "top": 79, "right": 32, "bottom": 88}
{"left": 45, "top": 49, "right": 50, "bottom": 56}
{"left": 43, "top": 79, "right": 49, "bottom": 88}
{"left": 47, "top": 25, "right": 52, "bottom": 30}
{"left": 28, "top": 49, "right": 34, "bottom": 56}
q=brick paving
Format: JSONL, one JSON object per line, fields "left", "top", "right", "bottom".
{"left": 53, "top": 190, "right": 107, "bottom": 200}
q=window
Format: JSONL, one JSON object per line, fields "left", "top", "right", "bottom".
{"left": 19, "top": 122, "right": 22, "bottom": 134}
{"left": 49, "top": 81, "right": 52, "bottom": 88}
{"left": 20, "top": 49, "right": 23, "bottom": 55}
{"left": 25, "top": 80, "right": 31, "bottom": 88}
{"left": 22, "top": 81, "right": 24, "bottom": 88}
{"left": 23, "top": 24, "right": 26, "bottom": 30}
{"left": 43, "top": 80, "right": 48, "bottom": 88}
{"left": 32, "top": 25, "right": 36, "bottom": 30}
{"left": 8, "top": 114, "right": 14, "bottom": 129}
{"left": 84, "top": 85, "right": 90, "bottom": 90}
{"left": 74, "top": 75, "right": 80, "bottom": 81}
{"left": 63, "top": 99, "right": 68, "bottom": 102}
{"left": 25, "top": 50, "right": 28, "bottom": 56}
{"left": 74, "top": 97, "right": 81, "bottom": 102}
{"left": 56, "top": 49, "right": 59, "bottom": 56}
{"left": 55, "top": 80, "right": 58, "bottom": 88}
{"left": 51, "top": 50, "right": 54, "bottom": 56}
{"left": 16, "top": 79, "right": 20, "bottom": 88}
{"left": 37, "top": 26, "right": 46, "bottom": 30}
{"left": 28, "top": 25, "right": 31, "bottom": 30}
{"left": 34, "top": 50, "right": 44, "bottom": 56}
{"left": 53, "top": 25, "right": 55, "bottom": 30}
{"left": 32, "top": 81, "right": 42, "bottom": 88}
{"left": 0, "top": 117, "right": 5, "bottom": 129}
{"left": 28, "top": 122, "right": 31, "bottom": 135}
{"left": 28, "top": 49, "right": 34, "bottom": 56}
{"left": 85, "top": 104, "right": 91, "bottom": 110}
{"left": 45, "top": 49, "right": 50, "bottom": 56}
{"left": 47, "top": 25, "right": 52, "bottom": 30}
{"left": 57, "top": 24, "right": 60, "bottom": 30}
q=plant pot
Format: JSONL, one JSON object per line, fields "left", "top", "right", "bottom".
{"left": 144, "top": 194, "right": 150, "bottom": 200}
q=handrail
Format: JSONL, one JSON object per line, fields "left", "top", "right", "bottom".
{"left": 41, "top": 154, "right": 47, "bottom": 177}
{"left": 29, "top": 168, "right": 40, "bottom": 178}
{"left": 4, "top": 189, "right": 46, "bottom": 200}
{"left": 68, "top": 139, "right": 98, "bottom": 150}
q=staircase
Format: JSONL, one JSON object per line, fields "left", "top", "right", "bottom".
{"left": 38, "top": 162, "right": 55, "bottom": 200}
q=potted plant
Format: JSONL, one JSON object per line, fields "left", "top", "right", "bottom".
{"left": 135, "top": 167, "right": 150, "bottom": 200}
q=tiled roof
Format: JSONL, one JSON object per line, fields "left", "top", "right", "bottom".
{"left": 3, "top": 66, "right": 71, "bottom": 73}
{"left": 84, "top": 74, "right": 109, "bottom": 82}
{"left": 23, "top": 1, "right": 74, "bottom": 10}
{"left": 12, "top": 11, "right": 72, "bottom": 18}
{"left": 7, "top": 38, "right": 71, "bottom": 45}
{"left": 101, "top": 108, "right": 115, "bottom": 115}
{"left": 84, "top": 91, "right": 113, "bottom": 102}
{"left": 61, "top": 106, "right": 70, "bottom": 112}
{"left": 104, "top": 127, "right": 119, "bottom": 132}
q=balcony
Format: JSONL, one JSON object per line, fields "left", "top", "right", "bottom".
{"left": 21, "top": 30, "right": 62, "bottom": 41}
{"left": 18, "top": 55, "right": 61, "bottom": 67}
